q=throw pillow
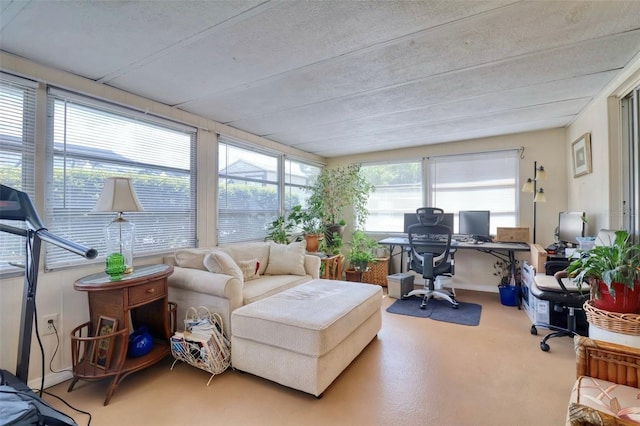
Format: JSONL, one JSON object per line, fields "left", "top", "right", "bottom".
{"left": 203, "top": 251, "right": 243, "bottom": 282}
{"left": 264, "top": 241, "right": 306, "bottom": 276}
{"left": 237, "top": 259, "right": 260, "bottom": 282}
{"left": 174, "top": 248, "right": 209, "bottom": 270}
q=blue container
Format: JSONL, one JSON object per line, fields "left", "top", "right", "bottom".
{"left": 499, "top": 285, "right": 518, "bottom": 307}
{"left": 128, "top": 326, "right": 153, "bottom": 358}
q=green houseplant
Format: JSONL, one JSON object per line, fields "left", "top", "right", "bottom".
{"left": 347, "top": 230, "right": 379, "bottom": 274}
{"left": 287, "top": 204, "right": 324, "bottom": 252}
{"left": 307, "top": 164, "right": 375, "bottom": 233}
{"left": 566, "top": 230, "right": 640, "bottom": 313}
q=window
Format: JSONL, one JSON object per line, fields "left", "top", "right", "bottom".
{"left": 46, "top": 88, "right": 196, "bottom": 270}
{"left": 218, "top": 136, "right": 280, "bottom": 244}
{"left": 284, "top": 158, "right": 321, "bottom": 211}
{"left": 427, "top": 150, "right": 519, "bottom": 235}
{"left": 622, "top": 85, "right": 640, "bottom": 242}
{"left": 362, "top": 161, "right": 422, "bottom": 232}
{"left": 0, "top": 74, "right": 37, "bottom": 273}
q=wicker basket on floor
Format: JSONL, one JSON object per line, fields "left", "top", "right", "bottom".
{"left": 583, "top": 300, "right": 640, "bottom": 336}
{"left": 362, "top": 257, "right": 389, "bottom": 286}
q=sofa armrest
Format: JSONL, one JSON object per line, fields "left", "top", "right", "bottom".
{"left": 168, "top": 266, "right": 243, "bottom": 305}
{"left": 304, "top": 255, "right": 321, "bottom": 279}
{"left": 574, "top": 335, "right": 640, "bottom": 386}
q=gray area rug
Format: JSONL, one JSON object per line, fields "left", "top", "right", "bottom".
{"left": 386, "top": 296, "right": 482, "bottom": 326}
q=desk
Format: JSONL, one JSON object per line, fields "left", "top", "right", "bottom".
{"left": 378, "top": 237, "right": 530, "bottom": 305}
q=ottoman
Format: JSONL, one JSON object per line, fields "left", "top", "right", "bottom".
{"left": 231, "top": 279, "right": 382, "bottom": 397}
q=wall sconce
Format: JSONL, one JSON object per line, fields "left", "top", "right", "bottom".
{"left": 522, "top": 162, "right": 546, "bottom": 243}
{"left": 93, "top": 177, "right": 144, "bottom": 278}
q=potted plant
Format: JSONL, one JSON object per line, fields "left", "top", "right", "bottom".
{"left": 307, "top": 164, "right": 375, "bottom": 237}
{"left": 287, "top": 204, "right": 324, "bottom": 252}
{"left": 566, "top": 230, "right": 640, "bottom": 313}
{"left": 265, "top": 214, "right": 296, "bottom": 244}
{"left": 345, "top": 230, "right": 379, "bottom": 281}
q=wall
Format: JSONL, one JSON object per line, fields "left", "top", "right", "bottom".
{"left": 0, "top": 52, "right": 323, "bottom": 387}
{"left": 329, "top": 128, "right": 567, "bottom": 291}
{"left": 566, "top": 53, "right": 640, "bottom": 233}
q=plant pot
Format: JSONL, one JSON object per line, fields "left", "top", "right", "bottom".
{"left": 593, "top": 280, "right": 640, "bottom": 313}
{"left": 345, "top": 269, "right": 363, "bottom": 282}
{"left": 325, "top": 224, "right": 346, "bottom": 246}
{"left": 305, "top": 234, "right": 321, "bottom": 253}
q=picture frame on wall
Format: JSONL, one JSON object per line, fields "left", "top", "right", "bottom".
{"left": 94, "top": 316, "right": 118, "bottom": 370}
{"left": 572, "top": 133, "right": 592, "bottom": 178}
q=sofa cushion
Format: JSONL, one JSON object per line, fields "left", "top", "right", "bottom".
{"left": 569, "top": 376, "right": 640, "bottom": 424}
{"left": 174, "top": 248, "right": 210, "bottom": 270}
{"left": 242, "top": 274, "right": 312, "bottom": 305}
{"left": 238, "top": 258, "right": 260, "bottom": 282}
{"left": 219, "top": 242, "right": 270, "bottom": 275}
{"left": 265, "top": 241, "right": 306, "bottom": 276}
{"left": 203, "top": 250, "right": 243, "bottom": 282}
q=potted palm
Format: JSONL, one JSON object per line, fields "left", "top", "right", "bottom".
{"left": 566, "top": 230, "right": 640, "bottom": 313}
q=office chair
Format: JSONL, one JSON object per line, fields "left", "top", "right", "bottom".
{"left": 529, "top": 260, "right": 589, "bottom": 352}
{"left": 405, "top": 207, "right": 459, "bottom": 309}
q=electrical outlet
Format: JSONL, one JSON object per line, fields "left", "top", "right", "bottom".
{"left": 42, "top": 314, "right": 59, "bottom": 336}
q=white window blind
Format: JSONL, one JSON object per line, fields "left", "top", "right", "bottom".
{"left": 0, "top": 74, "right": 37, "bottom": 273}
{"left": 427, "top": 150, "right": 519, "bottom": 235}
{"left": 218, "top": 136, "right": 280, "bottom": 244}
{"left": 284, "top": 158, "right": 321, "bottom": 211}
{"left": 362, "top": 161, "right": 422, "bottom": 232}
{"left": 45, "top": 89, "right": 197, "bottom": 269}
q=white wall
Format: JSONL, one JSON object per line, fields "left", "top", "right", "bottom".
{"left": 565, "top": 53, "right": 640, "bottom": 234}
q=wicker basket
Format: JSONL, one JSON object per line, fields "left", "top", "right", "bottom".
{"left": 362, "top": 257, "right": 389, "bottom": 286}
{"left": 584, "top": 300, "right": 640, "bottom": 336}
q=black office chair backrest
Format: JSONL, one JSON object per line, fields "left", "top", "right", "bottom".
{"left": 407, "top": 208, "right": 453, "bottom": 277}
{"left": 416, "top": 207, "right": 445, "bottom": 226}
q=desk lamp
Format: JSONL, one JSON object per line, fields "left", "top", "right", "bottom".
{"left": 93, "top": 177, "right": 143, "bottom": 277}
{"left": 522, "top": 162, "right": 546, "bottom": 243}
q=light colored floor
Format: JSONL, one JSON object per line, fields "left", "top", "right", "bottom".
{"left": 44, "top": 289, "right": 576, "bottom": 426}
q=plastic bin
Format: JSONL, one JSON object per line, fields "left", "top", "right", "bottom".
{"left": 387, "top": 273, "right": 415, "bottom": 299}
{"left": 499, "top": 285, "right": 518, "bottom": 307}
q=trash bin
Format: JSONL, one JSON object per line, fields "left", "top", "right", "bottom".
{"left": 387, "top": 273, "right": 415, "bottom": 299}
{"left": 498, "top": 285, "right": 518, "bottom": 306}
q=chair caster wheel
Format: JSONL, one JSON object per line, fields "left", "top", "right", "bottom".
{"left": 452, "top": 304, "right": 459, "bottom": 309}
{"left": 540, "top": 342, "right": 550, "bottom": 352}
{"left": 530, "top": 326, "right": 537, "bottom": 335}
{"left": 419, "top": 305, "right": 426, "bottom": 310}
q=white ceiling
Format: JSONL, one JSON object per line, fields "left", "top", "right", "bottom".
{"left": 1, "top": 0, "right": 640, "bottom": 158}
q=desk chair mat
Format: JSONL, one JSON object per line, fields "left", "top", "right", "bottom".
{"left": 386, "top": 296, "right": 481, "bottom": 326}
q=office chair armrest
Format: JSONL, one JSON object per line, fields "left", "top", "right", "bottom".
{"left": 554, "top": 270, "right": 571, "bottom": 294}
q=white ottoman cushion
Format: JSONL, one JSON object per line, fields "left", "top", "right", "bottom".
{"left": 231, "top": 279, "right": 382, "bottom": 396}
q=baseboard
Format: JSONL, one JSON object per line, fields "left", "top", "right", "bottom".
{"left": 27, "top": 369, "right": 74, "bottom": 390}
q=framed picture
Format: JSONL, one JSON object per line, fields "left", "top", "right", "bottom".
{"left": 94, "top": 316, "right": 118, "bottom": 369}
{"left": 572, "top": 133, "right": 592, "bottom": 178}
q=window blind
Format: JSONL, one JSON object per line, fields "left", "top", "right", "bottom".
{"left": 0, "top": 74, "right": 37, "bottom": 273}
{"left": 45, "top": 89, "right": 197, "bottom": 269}
{"left": 427, "top": 150, "right": 519, "bottom": 234}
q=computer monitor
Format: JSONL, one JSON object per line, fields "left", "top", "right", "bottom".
{"left": 458, "top": 210, "right": 491, "bottom": 237}
{"left": 558, "top": 211, "right": 585, "bottom": 245}
{"left": 403, "top": 212, "right": 453, "bottom": 233}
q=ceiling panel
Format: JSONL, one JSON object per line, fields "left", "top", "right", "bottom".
{"left": 1, "top": 0, "right": 639, "bottom": 158}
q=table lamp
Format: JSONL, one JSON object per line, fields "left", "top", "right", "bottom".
{"left": 93, "top": 177, "right": 143, "bottom": 277}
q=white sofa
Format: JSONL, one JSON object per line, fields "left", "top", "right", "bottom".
{"left": 163, "top": 241, "right": 320, "bottom": 336}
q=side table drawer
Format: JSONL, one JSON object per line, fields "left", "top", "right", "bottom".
{"left": 129, "top": 281, "right": 165, "bottom": 306}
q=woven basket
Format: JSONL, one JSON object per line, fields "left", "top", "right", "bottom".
{"left": 362, "top": 257, "right": 389, "bottom": 286}
{"left": 584, "top": 300, "right": 640, "bottom": 336}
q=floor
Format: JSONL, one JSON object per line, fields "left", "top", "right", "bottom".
{"left": 43, "top": 289, "right": 576, "bottom": 426}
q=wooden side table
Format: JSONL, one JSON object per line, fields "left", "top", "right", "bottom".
{"left": 69, "top": 264, "right": 174, "bottom": 405}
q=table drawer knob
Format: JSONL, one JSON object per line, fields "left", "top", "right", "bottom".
{"left": 147, "top": 288, "right": 155, "bottom": 294}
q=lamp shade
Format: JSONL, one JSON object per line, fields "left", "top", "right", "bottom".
{"left": 535, "top": 166, "right": 546, "bottom": 181}
{"left": 534, "top": 188, "right": 546, "bottom": 203}
{"left": 93, "top": 177, "right": 143, "bottom": 213}
{"left": 521, "top": 178, "right": 534, "bottom": 193}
